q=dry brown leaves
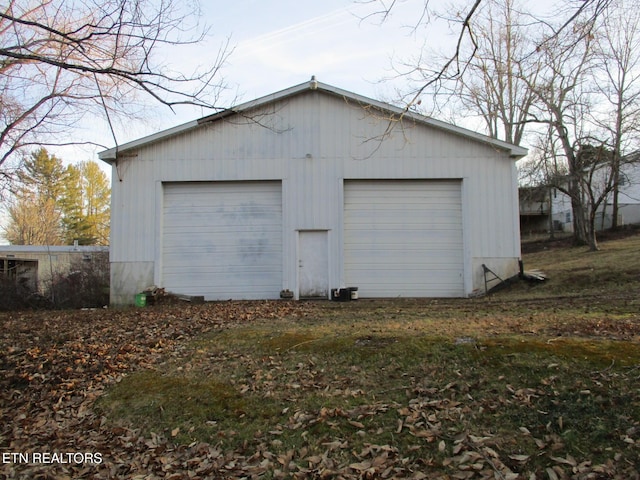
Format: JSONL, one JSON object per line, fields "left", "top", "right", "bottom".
{"left": 0, "top": 301, "right": 313, "bottom": 479}
{"left": 1, "top": 300, "right": 639, "bottom": 479}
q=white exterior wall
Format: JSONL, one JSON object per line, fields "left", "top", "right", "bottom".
{"left": 0, "top": 246, "right": 109, "bottom": 294}
{"left": 609, "top": 161, "right": 640, "bottom": 226}
{"left": 550, "top": 161, "right": 640, "bottom": 233}
{"left": 108, "top": 91, "right": 521, "bottom": 304}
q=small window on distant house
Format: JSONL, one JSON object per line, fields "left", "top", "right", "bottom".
{"left": 619, "top": 177, "right": 627, "bottom": 186}
{"left": 566, "top": 212, "right": 571, "bottom": 223}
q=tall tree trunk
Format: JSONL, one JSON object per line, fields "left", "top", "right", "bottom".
{"left": 548, "top": 188, "right": 555, "bottom": 240}
{"left": 569, "top": 184, "right": 589, "bottom": 245}
{"left": 555, "top": 117, "right": 590, "bottom": 246}
{"left": 587, "top": 207, "right": 600, "bottom": 251}
{"left": 611, "top": 151, "right": 621, "bottom": 229}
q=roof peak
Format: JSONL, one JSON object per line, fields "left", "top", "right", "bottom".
{"left": 98, "top": 78, "right": 528, "bottom": 162}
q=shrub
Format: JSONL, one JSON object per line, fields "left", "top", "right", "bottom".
{"left": 48, "top": 255, "right": 110, "bottom": 309}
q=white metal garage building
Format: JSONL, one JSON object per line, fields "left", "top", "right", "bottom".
{"left": 99, "top": 78, "right": 527, "bottom": 305}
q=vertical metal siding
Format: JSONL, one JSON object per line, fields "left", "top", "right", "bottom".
{"left": 344, "top": 180, "right": 464, "bottom": 297}
{"left": 161, "top": 181, "right": 283, "bottom": 300}
{"left": 109, "top": 91, "right": 520, "bottom": 301}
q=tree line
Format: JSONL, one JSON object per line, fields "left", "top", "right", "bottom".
{"left": 2, "top": 148, "right": 110, "bottom": 245}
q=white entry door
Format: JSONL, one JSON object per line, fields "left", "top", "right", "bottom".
{"left": 298, "top": 231, "right": 329, "bottom": 298}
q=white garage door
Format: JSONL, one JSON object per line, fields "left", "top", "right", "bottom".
{"left": 344, "top": 180, "right": 464, "bottom": 297}
{"left": 162, "top": 181, "right": 283, "bottom": 300}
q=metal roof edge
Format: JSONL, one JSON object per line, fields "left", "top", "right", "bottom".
{"left": 0, "top": 245, "right": 109, "bottom": 253}
{"left": 98, "top": 119, "right": 200, "bottom": 163}
{"left": 98, "top": 80, "right": 319, "bottom": 163}
{"left": 97, "top": 77, "right": 528, "bottom": 162}
{"left": 414, "top": 115, "right": 529, "bottom": 158}
{"left": 197, "top": 80, "right": 315, "bottom": 125}
{"left": 313, "top": 81, "right": 528, "bottom": 159}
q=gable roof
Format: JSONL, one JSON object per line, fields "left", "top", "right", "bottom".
{"left": 98, "top": 77, "right": 528, "bottom": 163}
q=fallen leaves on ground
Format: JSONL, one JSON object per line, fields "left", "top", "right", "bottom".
{"left": 1, "top": 301, "right": 312, "bottom": 479}
{"left": 1, "top": 299, "right": 639, "bottom": 479}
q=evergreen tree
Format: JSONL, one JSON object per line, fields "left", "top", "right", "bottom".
{"left": 78, "top": 161, "right": 110, "bottom": 246}
{"left": 2, "top": 149, "right": 110, "bottom": 245}
{"left": 61, "top": 162, "right": 110, "bottom": 245}
{"left": 4, "top": 148, "right": 66, "bottom": 244}
{"left": 60, "top": 164, "right": 93, "bottom": 245}
{"left": 18, "top": 148, "right": 67, "bottom": 202}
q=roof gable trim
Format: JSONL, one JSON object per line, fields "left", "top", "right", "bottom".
{"left": 99, "top": 78, "right": 527, "bottom": 162}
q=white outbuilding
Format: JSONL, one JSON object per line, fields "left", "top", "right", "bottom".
{"left": 99, "top": 78, "right": 527, "bottom": 305}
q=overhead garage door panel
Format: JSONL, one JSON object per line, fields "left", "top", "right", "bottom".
{"left": 162, "top": 181, "right": 282, "bottom": 300}
{"left": 344, "top": 180, "right": 464, "bottom": 297}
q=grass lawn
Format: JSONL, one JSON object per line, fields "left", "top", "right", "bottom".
{"left": 91, "top": 234, "right": 640, "bottom": 479}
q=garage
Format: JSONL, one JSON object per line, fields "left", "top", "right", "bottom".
{"left": 161, "top": 181, "right": 283, "bottom": 300}
{"left": 101, "top": 78, "right": 526, "bottom": 305}
{"left": 344, "top": 180, "right": 464, "bottom": 297}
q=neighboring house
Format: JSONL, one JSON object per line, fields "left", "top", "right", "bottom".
{"left": 0, "top": 245, "right": 109, "bottom": 294}
{"left": 523, "top": 157, "right": 640, "bottom": 234}
{"left": 99, "top": 78, "right": 527, "bottom": 305}
{"left": 519, "top": 186, "right": 551, "bottom": 235}
{"left": 593, "top": 157, "right": 640, "bottom": 229}
{"left": 550, "top": 186, "right": 575, "bottom": 233}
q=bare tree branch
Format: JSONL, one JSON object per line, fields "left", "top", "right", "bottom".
{"left": 358, "top": 0, "right": 482, "bottom": 154}
{"left": 0, "top": 0, "right": 230, "bottom": 177}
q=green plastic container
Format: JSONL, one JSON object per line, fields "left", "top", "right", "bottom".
{"left": 134, "top": 293, "right": 147, "bottom": 307}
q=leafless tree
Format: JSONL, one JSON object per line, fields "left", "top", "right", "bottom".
{"left": 448, "top": 0, "right": 540, "bottom": 146}
{"left": 590, "top": 0, "right": 640, "bottom": 228}
{"left": 360, "top": 0, "right": 612, "bottom": 114}
{"left": 363, "top": 0, "right": 625, "bottom": 250}
{"left": 3, "top": 194, "right": 63, "bottom": 245}
{"left": 529, "top": 14, "right": 595, "bottom": 248}
{"left": 0, "top": 0, "right": 231, "bottom": 182}
{"left": 525, "top": 0, "right": 640, "bottom": 249}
